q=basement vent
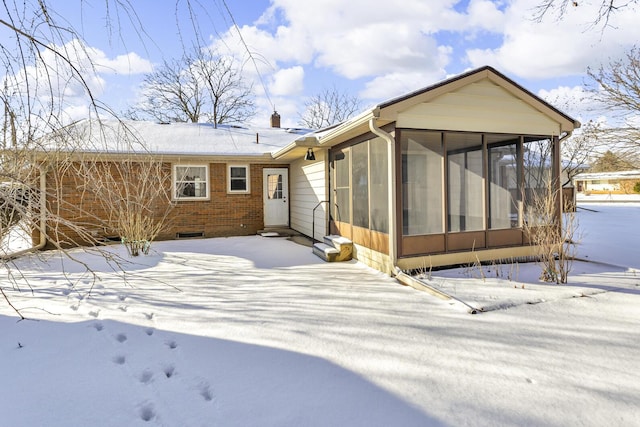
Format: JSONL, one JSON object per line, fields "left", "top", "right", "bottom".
{"left": 176, "top": 231, "right": 205, "bottom": 239}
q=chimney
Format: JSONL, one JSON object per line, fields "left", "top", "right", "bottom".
{"left": 270, "top": 110, "right": 281, "bottom": 128}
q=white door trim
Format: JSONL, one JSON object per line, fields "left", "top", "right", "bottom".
{"left": 263, "top": 168, "right": 289, "bottom": 227}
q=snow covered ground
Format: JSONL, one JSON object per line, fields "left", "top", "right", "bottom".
{"left": 1, "top": 204, "right": 639, "bottom": 426}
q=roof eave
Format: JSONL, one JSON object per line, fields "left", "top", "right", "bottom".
{"left": 271, "top": 136, "right": 319, "bottom": 161}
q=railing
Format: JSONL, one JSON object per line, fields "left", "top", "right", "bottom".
{"left": 312, "top": 200, "right": 329, "bottom": 244}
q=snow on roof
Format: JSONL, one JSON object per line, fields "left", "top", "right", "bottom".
{"left": 47, "top": 119, "right": 314, "bottom": 157}
{"left": 573, "top": 170, "right": 640, "bottom": 181}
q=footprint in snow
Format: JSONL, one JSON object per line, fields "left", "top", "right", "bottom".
{"left": 92, "top": 322, "right": 104, "bottom": 332}
{"left": 143, "top": 312, "right": 154, "bottom": 320}
{"left": 118, "top": 305, "right": 128, "bottom": 312}
{"left": 199, "top": 383, "right": 213, "bottom": 402}
{"left": 115, "top": 333, "right": 127, "bottom": 343}
{"left": 163, "top": 365, "right": 175, "bottom": 379}
{"left": 112, "top": 355, "right": 126, "bottom": 365}
{"left": 139, "top": 402, "right": 156, "bottom": 422}
{"left": 166, "top": 340, "right": 178, "bottom": 350}
{"left": 144, "top": 328, "right": 154, "bottom": 336}
{"left": 88, "top": 309, "right": 100, "bottom": 318}
{"left": 139, "top": 370, "right": 153, "bottom": 384}
{"left": 118, "top": 294, "right": 127, "bottom": 302}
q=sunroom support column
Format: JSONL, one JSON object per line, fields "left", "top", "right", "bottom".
{"left": 552, "top": 135, "right": 562, "bottom": 230}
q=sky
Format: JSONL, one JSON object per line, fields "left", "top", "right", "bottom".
{"left": 4, "top": 0, "right": 640, "bottom": 128}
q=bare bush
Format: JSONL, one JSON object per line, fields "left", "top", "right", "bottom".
{"left": 524, "top": 181, "right": 578, "bottom": 283}
{"left": 75, "top": 158, "right": 174, "bottom": 256}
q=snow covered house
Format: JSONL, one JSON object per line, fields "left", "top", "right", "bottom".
{"left": 32, "top": 66, "right": 580, "bottom": 274}
{"left": 573, "top": 170, "right": 640, "bottom": 195}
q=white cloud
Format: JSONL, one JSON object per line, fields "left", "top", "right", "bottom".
{"left": 95, "top": 51, "right": 154, "bottom": 75}
{"left": 270, "top": 66, "right": 304, "bottom": 96}
{"left": 538, "top": 85, "right": 595, "bottom": 122}
{"left": 203, "top": 0, "right": 639, "bottom": 124}
{"left": 466, "top": 0, "right": 640, "bottom": 80}
{"left": 2, "top": 38, "right": 155, "bottom": 124}
{"left": 466, "top": 0, "right": 507, "bottom": 33}
{"left": 359, "top": 45, "right": 452, "bottom": 101}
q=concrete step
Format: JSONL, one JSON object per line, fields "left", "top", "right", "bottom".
{"left": 312, "top": 242, "right": 340, "bottom": 262}
{"left": 323, "top": 235, "right": 353, "bottom": 261}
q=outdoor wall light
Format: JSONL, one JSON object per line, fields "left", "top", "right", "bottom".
{"left": 305, "top": 148, "right": 316, "bottom": 161}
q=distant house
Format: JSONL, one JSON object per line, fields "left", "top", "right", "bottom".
{"left": 32, "top": 66, "right": 580, "bottom": 274}
{"left": 573, "top": 170, "right": 640, "bottom": 195}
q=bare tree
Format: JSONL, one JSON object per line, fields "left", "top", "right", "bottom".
{"left": 0, "top": 0, "right": 194, "bottom": 317}
{"left": 588, "top": 47, "right": 640, "bottom": 118}
{"left": 299, "top": 86, "right": 362, "bottom": 129}
{"left": 136, "top": 57, "right": 206, "bottom": 123}
{"left": 583, "top": 47, "right": 640, "bottom": 161}
{"left": 533, "top": 0, "right": 637, "bottom": 28}
{"left": 134, "top": 47, "right": 256, "bottom": 127}
{"left": 561, "top": 122, "right": 601, "bottom": 184}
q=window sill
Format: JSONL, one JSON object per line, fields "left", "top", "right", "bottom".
{"left": 173, "top": 197, "right": 211, "bottom": 202}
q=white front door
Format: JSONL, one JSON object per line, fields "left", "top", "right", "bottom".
{"left": 263, "top": 168, "right": 289, "bottom": 227}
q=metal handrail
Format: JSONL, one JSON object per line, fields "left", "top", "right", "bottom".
{"left": 311, "top": 200, "right": 330, "bottom": 244}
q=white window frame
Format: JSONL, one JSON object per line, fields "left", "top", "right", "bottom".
{"left": 227, "top": 164, "right": 250, "bottom": 194}
{"left": 173, "top": 164, "right": 210, "bottom": 201}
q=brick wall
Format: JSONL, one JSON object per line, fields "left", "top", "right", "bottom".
{"left": 41, "top": 161, "right": 288, "bottom": 248}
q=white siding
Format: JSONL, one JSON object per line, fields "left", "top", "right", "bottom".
{"left": 290, "top": 150, "right": 327, "bottom": 240}
{"left": 397, "top": 78, "right": 562, "bottom": 136}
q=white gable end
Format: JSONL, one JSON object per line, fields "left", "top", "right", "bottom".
{"left": 396, "top": 78, "right": 562, "bottom": 136}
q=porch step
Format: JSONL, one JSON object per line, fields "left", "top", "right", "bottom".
{"left": 312, "top": 235, "right": 353, "bottom": 262}
{"left": 312, "top": 243, "right": 340, "bottom": 262}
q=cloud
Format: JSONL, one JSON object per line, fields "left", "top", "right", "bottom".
{"left": 359, "top": 45, "right": 452, "bottom": 100}
{"left": 94, "top": 51, "right": 154, "bottom": 75}
{"left": 466, "top": 0, "right": 507, "bottom": 32}
{"left": 270, "top": 66, "right": 304, "bottom": 96}
{"left": 1, "top": 38, "right": 155, "bottom": 125}
{"left": 205, "top": 0, "right": 639, "bottom": 125}
{"left": 538, "top": 85, "right": 595, "bottom": 121}
{"left": 466, "top": 0, "right": 640, "bottom": 80}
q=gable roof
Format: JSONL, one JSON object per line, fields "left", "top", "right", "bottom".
{"left": 294, "top": 66, "right": 581, "bottom": 152}
{"left": 378, "top": 66, "right": 577, "bottom": 126}
{"left": 37, "top": 66, "right": 580, "bottom": 163}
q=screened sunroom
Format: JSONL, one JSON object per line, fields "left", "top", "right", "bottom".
{"left": 328, "top": 130, "right": 558, "bottom": 262}
{"left": 397, "top": 130, "right": 557, "bottom": 258}
{"left": 299, "top": 66, "right": 579, "bottom": 273}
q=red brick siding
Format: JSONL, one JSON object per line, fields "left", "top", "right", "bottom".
{"left": 42, "top": 161, "right": 288, "bottom": 248}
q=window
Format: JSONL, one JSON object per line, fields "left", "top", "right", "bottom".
{"left": 331, "top": 149, "right": 350, "bottom": 223}
{"left": 524, "top": 137, "right": 553, "bottom": 226}
{"left": 174, "top": 165, "right": 209, "bottom": 200}
{"left": 352, "top": 142, "right": 369, "bottom": 228}
{"left": 369, "top": 137, "right": 388, "bottom": 233}
{"left": 447, "top": 133, "right": 484, "bottom": 232}
{"left": 487, "top": 137, "right": 520, "bottom": 229}
{"left": 266, "top": 173, "right": 283, "bottom": 199}
{"left": 401, "top": 131, "right": 444, "bottom": 235}
{"left": 330, "top": 138, "right": 388, "bottom": 233}
{"left": 228, "top": 165, "right": 250, "bottom": 193}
